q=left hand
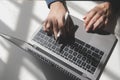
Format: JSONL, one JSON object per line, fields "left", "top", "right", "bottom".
{"left": 83, "top": 2, "right": 112, "bottom": 32}
{"left": 43, "top": 1, "right": 67, "bottom": 39}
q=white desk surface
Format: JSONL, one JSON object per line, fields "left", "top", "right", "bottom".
{"left": 0, "top": 1, "right": 120, "bottom": 80}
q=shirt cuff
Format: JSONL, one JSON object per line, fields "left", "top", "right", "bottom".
{"left": 46, "top": 0, "right": 57, "bottom": 8}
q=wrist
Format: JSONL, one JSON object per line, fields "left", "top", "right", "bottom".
{"left": 50, "top": 1, "right": 67, "bottom": 11}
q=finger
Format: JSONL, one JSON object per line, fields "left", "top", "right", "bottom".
{"left": 43, "top": 20, "right": 48, "bottom": 32}
{"left": 84, "top": 10, "right": 96, "bottom": 27}
{"left": 83, "top": 10, "right": 91, "bottom": 20}
{"left": 53, "top": 20, "right": 59, "bottom": 39}
{"left": 58, "top": 20, "right": 64, "bottom": 29}
{"left": 105, "top": 18, "right": 108, "bottom": 25}
{"left": 57, "top": 17, "right": 66, "bottom": 39}
{"left": 93, "top": 15, "right": 106, "bottom": 30}
{"left": 86, "top": 12, "right": 104, "bottom": 32}
{"left": 46, "top": 20, "right": 52, "bottom": 31}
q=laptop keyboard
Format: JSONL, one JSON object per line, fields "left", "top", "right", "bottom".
{"left": 33, "top": 29, "right": 104, "bottom": 74}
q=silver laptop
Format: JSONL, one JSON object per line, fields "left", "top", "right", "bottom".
{"left": 28, "top": 15, "right": 117, "bottom": 80}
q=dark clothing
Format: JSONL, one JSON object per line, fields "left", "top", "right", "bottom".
{"left": 46, "top": 0, "right": 64, "bottom": 8}
{"left": 46, "top": 0, "right": 57, "bottom": 8}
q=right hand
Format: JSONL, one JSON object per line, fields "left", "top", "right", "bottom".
{"left": 43, "top": 1, "right": 67, "bottom": 39}
{"left": 83, "top": 2, "right": 112, "bottom": 32}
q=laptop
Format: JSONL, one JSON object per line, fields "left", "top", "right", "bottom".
{"left": 28, "top": 15, "right": 117, "bottom": 80}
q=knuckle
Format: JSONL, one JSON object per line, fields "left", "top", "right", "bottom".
{"left": 100, "top": 16, "right": 105, "bottom": 21}
{"left": 59, "top": 21, "right": 64, "bottom": 28}
{"left": 92, "top": 18, "right": 97, "bottom": 23}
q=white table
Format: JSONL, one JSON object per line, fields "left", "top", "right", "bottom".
{"left": 0, "top": 1, "right": 120, "bottom": 80}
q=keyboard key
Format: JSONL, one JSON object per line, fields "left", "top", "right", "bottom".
{"left": 43, "top": 40, "right": 48, "bottom": 45}
{"left": 40, "top": 34, "right": 44, "bottom": 38}
{"left": 91, "top": 47, "right": 95, "bottom": 51}
{"left": 69, "top": 50, "right": 73, "bottom": 54}
{"left": 73, "top": 52, "right": 78, "bottom": 56}
{"left": 47, "top": 43, "right": 52, "bottom": 48}
{"left": 44, "top": 36, "right": 49, "bottom": 40}
{"left": 81, "top": 62, "right": 86, "bottom": 66}
{"left": 77, "top": 59, "right": 82, "bottom": 65}
{"left": 91, "top": 60, "right": 99, "bottom": 67}
{"left": 79, "top": 40, "right": 85, "bottom": 46}
{"left": 87, "top": 50, "right": 92, "bottom": 54}
{"left": 77, "top": 54, "right": 82, "bottom": 59}
{"left": 64, "top": 47, "right": 69, "bottom": 51}
{"left": 86, "top": 59, "right": 91, "bottom": 64}
{"left": 73, "top": 57, "right": 77, "bottom": 62}
{"left": 61, "top": 51, "right": 64, "bottom": 55}
{"left": 56, "top": 47, "right": 60, "bottom": 51}
{"left": 94, "top": 48, "right": 99, "bottom": 53}
{"left": 91, "top": 67, "right": 96, "bottom": 73}
{"left": 78, "top": 48, "right": 82, "bottom": 53}
{"left": 70, "top": 44, "right": 75, "bottom": 49}
{"left": 52, "top": 45, "right": 56, "bottom": 50}
{"left": 83, "top": 52, "right": 87, "bottom": 56}
{"left": 86, "top": 54, "right": 92, "bottom": 59}
{"left": 64, "top": 52, "right": 69, "bottom": 57}
{"left": 68, "top": 55, "right": 73, "bottom": 59}
{"left": 82, "top": 57, "right": 86, "bottom": 61}
{"left": 40, "top": 29, "right": 46, "bottom": 34}
{"left": 92, "top": 52, "right": 101, "bottom": 60}
{"left": 39, "top": 39, "right": 44, "bottom": 45}
{"left": 86, "top": 65, "right": 91, "bottom": 69}
{"left": 74, "top": 47, "right": 79, "bottom": 52}
{"left": 78, "top": 45, "right": 82, "bottom": 49}
{"left": 48, "top": 38, "right": 53, "bottom": 42}
{"left": 99, "top": 51, "right": 104, "bottom": 55}
{"left": 81, "top": 47, "right": 87, "bottom": 54}
{"left": 74, "top": 42, "right": 79, "bottom": 47}
{"left": 85, "top": 44, "right": 90, "bottom": 48}
{"left": 52, "top": 40, "right": 56, "bottom": 44}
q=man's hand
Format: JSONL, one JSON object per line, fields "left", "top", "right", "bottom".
{"left": 43, "top": 1, "right": 67, "bottom": 39}
{"left": 83, "top": 2, "right": 112, "bottom": 32}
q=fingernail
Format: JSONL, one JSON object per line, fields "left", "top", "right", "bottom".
{"left": 53, "top": 34, "right": 57, "bottom": 40}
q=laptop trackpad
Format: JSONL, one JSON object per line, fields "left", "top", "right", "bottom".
{"left": 72, "top": 15, "right": 116, "bottom": 53}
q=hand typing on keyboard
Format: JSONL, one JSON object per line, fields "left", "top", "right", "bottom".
{"left": 43, "top": 1, "right": 75, "bottom": 43}
{"left": 43, "top": 1, "right": 68, "bottom": 40}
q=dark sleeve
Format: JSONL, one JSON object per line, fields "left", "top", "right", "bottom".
{"left": 106, "top": 0, "right": 120, "bottom": 13}
{"left": 45, "top": 0, "right": 64, "bottom": 8}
